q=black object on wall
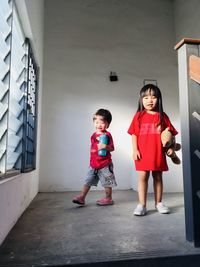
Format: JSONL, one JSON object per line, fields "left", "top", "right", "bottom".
{"left": 109, "top": 71, "right": 118, "bottom": 82}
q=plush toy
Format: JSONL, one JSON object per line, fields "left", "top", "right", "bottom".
{"left": 161, "top": 127, "right": 181, "bottom": 164}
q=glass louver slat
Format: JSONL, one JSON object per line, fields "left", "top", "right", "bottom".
{"left": 0, "top": 80, "right": 8, "bottom": 100}
{"left": 0, "top": 61, "right": 9, "bottom": 79}
{"left": 0, "top": 102, "right": 8, "bottom": 120}
{"left": 0, "top": 39, "right": 10, "bottom": 60}
{"left": 0, "top": 0, "right": 11, "bottom": 18}
{"left": 0, "top": 146, "right": 6, "bottom": 160}
{"left": 8, "top": 97, "right": 22, "bottom": 117}
{"left": 0, "top": 12, "right": 10, "bottom": 37}
{"left": 0, "top": 121, "right": 7, "bottom": 138}
{"left": 9, "top": 77, "right": 24, "bottom": 101}
{"left": 7, "top": 132, "right": 21, "bottom": 149}
{"left": 6, "top": 152, "right": 21, "bottom": 169}
{"left": 0, "top": 130, "right": 7, "bottom": 173}
{"left": 8, "top": 113, "right": 23, "bottom": 133}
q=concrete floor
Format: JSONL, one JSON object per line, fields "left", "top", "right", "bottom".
{"left": 0, "top": 190, "right": 200, "bottom": 267}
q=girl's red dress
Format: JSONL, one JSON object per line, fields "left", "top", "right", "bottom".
{"left": 128, "top": 111, "right": 178, "bottom": 171}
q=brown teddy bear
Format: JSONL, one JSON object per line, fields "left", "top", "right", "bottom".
{"left": 161, "top": 127, "right": 181, "bottom": 164}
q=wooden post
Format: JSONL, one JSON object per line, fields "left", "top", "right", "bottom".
{"left": 175, "top": 38, "right": 200, "bottom": 247}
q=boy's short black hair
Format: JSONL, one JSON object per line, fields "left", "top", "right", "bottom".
{"left": 94, "top": 109, "right": 112, "bottom": 125}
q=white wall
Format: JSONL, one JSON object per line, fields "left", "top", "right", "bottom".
{"left": 0, "top": 0, "right": 44, "bottom": 245}
{"left": 40, "top": 0, "right": 183, "bottom": 193}
{"left": 174, "top": 0, "right": 200, "bottom": 43}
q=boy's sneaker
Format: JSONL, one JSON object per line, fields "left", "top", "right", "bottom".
{"left": 156, "top": 202, "right": 170, "bottom": 214}
{"left": 72, "top": 195, "right": 85, "bottom": 205}
{"left": 96, "top": 198, "right": 114, "bottom": 206}
{"left": 134, "top": 204, "right": 147, "bottom": 216}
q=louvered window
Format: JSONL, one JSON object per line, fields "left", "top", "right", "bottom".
{"left": 0, "top": 0, "right": 38, "bottom": 177}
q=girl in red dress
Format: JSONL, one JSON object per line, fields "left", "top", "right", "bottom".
{"left": 128, "top": 84, "right": 178, "bottom": 216}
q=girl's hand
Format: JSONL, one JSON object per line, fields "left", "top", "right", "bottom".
{"left": 133, "top": 150, "right": 141, "bottom": 160}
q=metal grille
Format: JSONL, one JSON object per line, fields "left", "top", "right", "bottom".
{"left": 22, "top": 39, "right": 38, "bottom": 172}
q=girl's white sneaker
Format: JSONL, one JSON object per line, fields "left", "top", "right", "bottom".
{"left": 134, "top": 204, "right": 147, "bottom": 216}
{"left": 156, "top": 202, "right": 170, "bottom": 214}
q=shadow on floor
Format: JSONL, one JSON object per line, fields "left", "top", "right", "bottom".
{"left": 0, "top": 190, "right": 200, "bottom": 267}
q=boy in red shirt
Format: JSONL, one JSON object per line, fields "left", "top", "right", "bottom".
{"left": 72, "top": 109, "right": 117, "bottom": 206}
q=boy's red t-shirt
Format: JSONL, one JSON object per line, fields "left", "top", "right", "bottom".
{"left": 90, "top": 131, "right": 114, "bottom": 169}
{"left": 128, "top": 111, "right": 178, "bottom": 171}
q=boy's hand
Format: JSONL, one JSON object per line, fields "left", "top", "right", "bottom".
{"left": 97, "top": 143, "right": 114, "bottom": 152}
{"left": 97, "top": 143, "right": 106, "bottom": 150}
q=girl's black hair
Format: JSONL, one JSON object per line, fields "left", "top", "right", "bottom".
{"left": 137, "top": 84, "right": 165, "bottom": 128}
{"left": 94, "top": 109, "right": 112, "bottom": 125}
